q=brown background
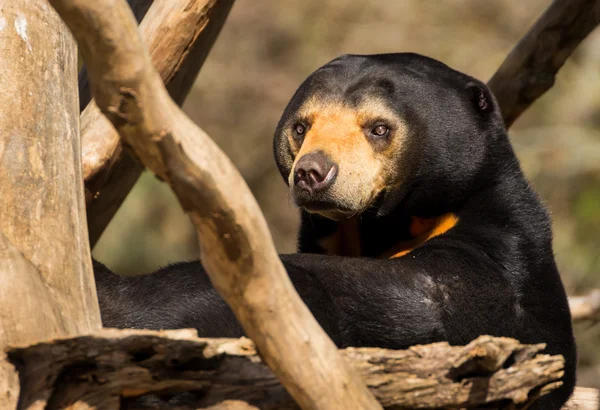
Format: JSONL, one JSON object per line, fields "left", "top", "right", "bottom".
{"left": 92, "top": 0, "right": 600, "bottom": 387}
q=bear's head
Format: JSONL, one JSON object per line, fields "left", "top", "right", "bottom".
{"left": 274, "top": 53, "right": 509, "bottom": 220}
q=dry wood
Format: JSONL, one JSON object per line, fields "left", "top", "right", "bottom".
{"left": 78, "top": 0, "right": 154, "bottom": 110}
{"left": 570, "top": 289, "right": 600, "bottom": 323}
{"left": 6, "top": 329, "right": 568, "bottom": 410}
{"left": 83, "top": 0, "right": 234, "bottom": 246}
{"left": 488, "top": 0, "right": 600, "bottom": 127}
{"left": 563, "top": 387, "right": 600, "bottom": 410}
{"left": 0, "top": 233, "right": 65, "bottom": 409}
{"left": 48, "top": 0, "right": 381, "bottom": 409}
{"left": 0, "top": 1, "right": 101, "bottom": 408}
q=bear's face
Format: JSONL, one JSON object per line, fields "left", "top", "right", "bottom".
{"left": 274, "top": 53, "right": 503, "bottom": 220}
{"left": 279, "top": 93, "right": 409, "bottom": 220}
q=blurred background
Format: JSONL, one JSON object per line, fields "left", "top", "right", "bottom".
{"left": 92, "top": 0, "right": 600, "bottom": 387}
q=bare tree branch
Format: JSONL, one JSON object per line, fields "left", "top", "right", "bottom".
{"left": 82, "top": 0, "right": 234, "bottom": 247}
{"left": 489, "top": 0, "right": 600, "bottom": 127}
{"left": 563, "top": 387, "right": 600, "bottom": 410}
{"left": 570, "top": 289, "right": 600, "bottom": 323}
{"left": 7, "top": 330, "right": 568, "bottom": 410}
{"left": 78, "top": 0, "right": 154, "bottom": 110}
{"left": 48, "top": 0, "right": 382, "bottom": 409}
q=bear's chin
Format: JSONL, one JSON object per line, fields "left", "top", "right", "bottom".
{"left": 312, "top": 209, "right": 356, "bottom": 221}
{"left": 296, "top": 200, "right": 358, "bottom": 221}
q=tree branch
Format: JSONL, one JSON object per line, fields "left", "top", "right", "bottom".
{"left": 570, "top": 289, "right": 600, "bottom": 323}
{"left": 48, "top": 0, "right": 381, "bottom": 409}
{"left": 488, "top": 0, "right": 600, "bottom": 127}
{"left": 82, "top": 0, "right": 234, "bottom": 247}
{"left": 78, "top": 0, "right": 154, "bottom": 111}
{"left": 563, "top": 387, "right": 600, "bottom": 410}
{"left": 7, "top": 330, "right": 568, "bottom": 410}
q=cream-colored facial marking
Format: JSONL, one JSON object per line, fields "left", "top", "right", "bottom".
{"left": 287, "top": 96, "right": 409, "bottom": 219}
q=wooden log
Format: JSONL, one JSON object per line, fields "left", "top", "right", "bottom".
{"left": 488, "top": 0, "right": 600, "bottom": 127}
{"left": 83, "top": 0, "right": 234, "bottom": 247}
{"left": 0, "top": 1, "right": 101, "bottom": 408}
{"left": 48, "top": 0, "right": 382, "bottom": 409}
{"left": 7, "top": 330, "right": 568, "bottom": 410}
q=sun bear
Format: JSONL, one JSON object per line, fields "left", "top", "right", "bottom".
{"left": 94, "top": 53, "right": 576, "bottom": 409}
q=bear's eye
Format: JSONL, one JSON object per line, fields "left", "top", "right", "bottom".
{"left": 466, "top": 83, "right": 493, "bottom": 115}
{"left": 477, "top": 91, "right": 489, "bottom": 111}
{"left": 293, "top": 123, "right": 306, "bottom": 137}
{"left": 370, "top": 124, "right": 389, "bottom": 138}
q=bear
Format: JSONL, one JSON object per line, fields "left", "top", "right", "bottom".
{"left": 94, "top": 53, "right": 576, "bottom": 409}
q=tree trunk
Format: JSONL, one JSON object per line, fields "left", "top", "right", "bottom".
{"left": 0, "top": 1, "right": 101, "bottom": 407}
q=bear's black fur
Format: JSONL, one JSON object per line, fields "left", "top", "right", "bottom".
{"left": 95, "top": 53, "right": 576, "bottom": 409}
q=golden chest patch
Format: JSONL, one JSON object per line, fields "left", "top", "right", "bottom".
{"left": 318, "top": 213, "right": 459, "bottom": 258}
{"left": 383, "top": 213, "right": 459, "bottom": 258}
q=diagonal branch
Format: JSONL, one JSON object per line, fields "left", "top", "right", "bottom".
{"left": 48, "top": 0, "right": 381, "bottom": 409}
{"left": 488, "top": 0, "right": 600, "bottom": 127}
{"left": 82, "top": 0, "right": 234, "bottom": 247}
{"left": 78, "top": 0, "right": 154, "bottom": 111}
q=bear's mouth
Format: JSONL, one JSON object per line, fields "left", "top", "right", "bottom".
{"left": 300, "top": 199, "right": 353, "bottom": 213}
{"left": 292, "top": 184, "right": 389, "bottom": 220}
{"left": 294, "top": 195, "right": 356, "bottom": 220}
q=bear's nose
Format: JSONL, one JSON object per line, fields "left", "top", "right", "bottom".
{"left": 294, "top": 151, "right": 338, "bottom": 194}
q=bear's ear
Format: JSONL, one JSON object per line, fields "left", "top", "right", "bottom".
{"left": 466, "top": 82, "right": 494, "bottom": 115}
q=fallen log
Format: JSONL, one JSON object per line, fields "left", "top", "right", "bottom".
{"left": 7, "top": 329, "right": 567, "bottom": 410}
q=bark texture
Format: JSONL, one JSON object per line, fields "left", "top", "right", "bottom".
{"left": 78, "top": 0, "right": 154, "bottom": 110}
{"left": 488, "top": 0, "right": 600, "bottom": 127}
{"left": 48, "top": 0, "right": 382, "bottom": 409}
{"left": 0, "top": 1, "right": 101, "bottom": 408}
{"left": 7, "top": 329, "right": 569, "bottom": 410}
{"left": 82, "top": 0, "right": 234, "bottom": 246}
